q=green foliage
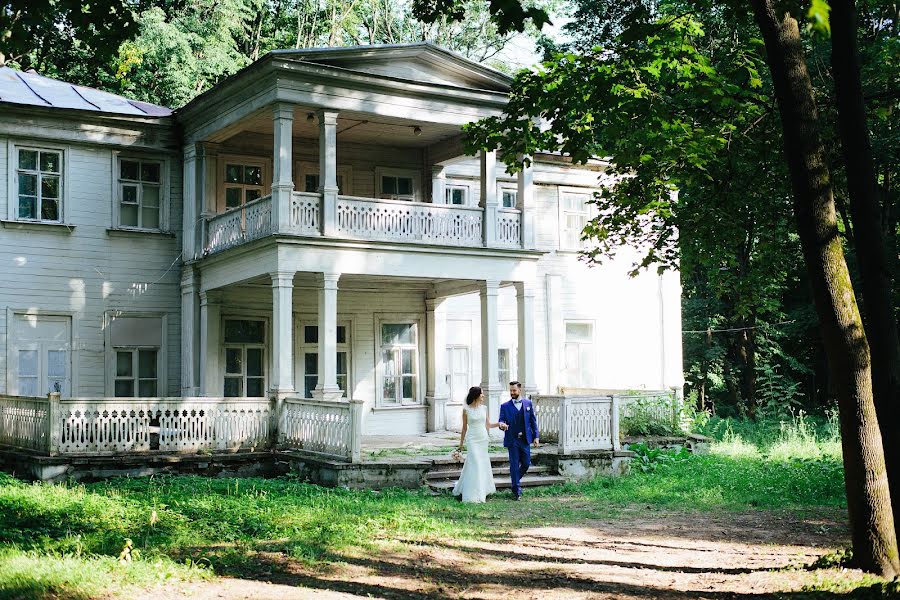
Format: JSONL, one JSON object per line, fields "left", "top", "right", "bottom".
{"left": 628, "top": 442, "right": 691, "bottom": 472}
{"left": 620, "top": 394, "right": 680, "bottom": 436}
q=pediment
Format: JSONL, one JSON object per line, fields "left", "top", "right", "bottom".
{"left": 273, "top": 43, "right": 511, "bottom": 92}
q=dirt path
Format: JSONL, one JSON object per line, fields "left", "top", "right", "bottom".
{"left": 133, "top": 505, "right": 864, "bottom": 599}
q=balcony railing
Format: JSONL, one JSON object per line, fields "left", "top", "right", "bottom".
{"left": 202, "top": 192, "right": 526, "bottom": 256}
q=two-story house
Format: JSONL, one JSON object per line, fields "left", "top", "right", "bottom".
{"left": 0, "top": 43, "right": 683, "bottom": 457}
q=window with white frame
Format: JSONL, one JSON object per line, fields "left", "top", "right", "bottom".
{"left": 12, "top": 314, "right": 71, "bottom": 397}
{"left": 445, "top": 184, "right": 469, "bottom": 205}
{"left": 108, "top": 315, "right": 164, "bottom": 397}
{"left": 223, "top": 162, "right": 263, "bottom": 210}
{"left": 563, "top": 321, "right": 595, "bottom": 388}
{"left": 298, "top": 322, "right": 350, "bottom": 398}
{"left": 16, "top": 147, "right": 62, "bottom": 222}
{"left": 376, "top": 168, "right": 419, "bottom": 201}
{"left": 224, "top": 319, "right": 266, "bottom": 397}
{"left": 498, "top": 348, "right": 512, "bottom": 386}
{"left": 499, "top": 186, "right": 518, "bottom": 208}
{"left": 446, "top": 345, "right": 470, "bottom": 404}
{"left": 380, "top": 322, "right": 419, "bottom": 405}
{"left": 297, "top": 162, "right": 352, "bottom": 195}
{"left": 118, "top": 158, "right": 163, "bottom": 230}
{"left": 560, "top": 190, "right": 593, "bottom": 249}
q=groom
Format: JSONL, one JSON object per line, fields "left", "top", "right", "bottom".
{"left": 498, "top": 381, "right": 539, "bottom": 501}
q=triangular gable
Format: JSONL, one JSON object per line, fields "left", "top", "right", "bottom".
{"left": 271, "top": 43, "right": 512, "bottom": 92}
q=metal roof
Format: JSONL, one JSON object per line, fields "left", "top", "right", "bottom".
{"left": 0, "top": 67, "right": 172, "bottom": 117}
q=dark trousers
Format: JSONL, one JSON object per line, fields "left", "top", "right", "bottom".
{"left": 507, "top": 438, "right": 531, "bottom": 497}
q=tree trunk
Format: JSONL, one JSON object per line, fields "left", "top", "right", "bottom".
{"left": 831, "top": 0, "right": 900, "bottom": 541}
{"left": 737, "top": 326, "right": 757, "bottom": 419}
{"left": 748, "top": 0, "right": 899, "bottom": 577}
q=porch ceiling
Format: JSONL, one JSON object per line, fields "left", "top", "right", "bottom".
{"left": 227, "top": 107, "right": 464, "bottom": 148}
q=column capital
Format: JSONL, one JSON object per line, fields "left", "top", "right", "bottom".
{"left": 514, "top": 281, "right": 537, "bottom": 297}
{"left": 273, "top": 102, "right": 295, "bottom": 120}
{"left": 199, "top": 289, "right": 224, "bottom": 306}
{"left": 317, "top": 272, "right": 340, "bottom": 288}
{"left": 479, "top": 279, "right": 501, "bottom": 294}
{"left": 197, "top": 142, "right": 220, "bottom": 158}
{"left": 316, "top": 109, "right": 339, "bottom": 125}
{"left": 183, "top": 143, "right": 198, "bottom": 161}
{"left": 270, "top": 271, "right": 295, "bottom": 286}
{"left": 181, "top": 265, "right": 198, "bottom": 290}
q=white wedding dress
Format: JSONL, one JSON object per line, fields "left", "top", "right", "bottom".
{"left": 452, "top": 404, "right": 497, "bottom": 503}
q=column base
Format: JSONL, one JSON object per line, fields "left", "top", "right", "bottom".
{"left": 312, "top": 387, "right": 344, "bottom": 402}
{"left": 425, "top": 394, "right": 449, "bottom": 432}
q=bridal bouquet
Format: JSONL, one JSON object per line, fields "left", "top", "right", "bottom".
{"left": 450, "top": 448, "right": 463, "bottom": 461}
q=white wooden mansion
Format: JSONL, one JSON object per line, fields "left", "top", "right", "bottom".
{"left": 0, "top": 43, "right": 683, "bottom": 467}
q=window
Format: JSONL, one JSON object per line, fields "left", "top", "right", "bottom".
{"left": 12, "top": 314, "right": 70, "bottom": 397}
{"left": 299, "top": 322, "right": 350, "bottom": 398}
{"left": 445, "top": 185, "right": 468, "bottom": 205}
{"left": 446, "top": 346, "right": 470, "bottom": 404}
{"left": 498, "top": 348, "right": 511, "bottom": 386}
{"left": 118, "top": 159, "right": 162, "bottom": 230}
{"left": 376, "top": 168, "right": 419, "bottom": 201}
{"left": 380, "top": 323, "right": 419, "bottom": 405}
{"left": 563, "top": 321, "right": 595, "bottom": 388}
{"left": 560, "top": 190, "right": 593, "bottom": 249}
{"left": 16, "top": 148, "right": 62, "bottom": 222}
{"left": 114, "top": 349, "right": 158, "bottom": 397}
{"left": 224, "top": 163, "right": 263, "bottom": 210}
{"left": 500, "top": 187, "right": 517, "bottom": 208}
{"left": 224, "top": 319, "right": 266, "bottom": 397}
{"left": 108, "top": 315, "right": 164, "bottom": 397}
{"left": 297, "top": 162, "right": 351, "bottom": 195}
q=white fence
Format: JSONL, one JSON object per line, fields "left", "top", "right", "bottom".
{"left": 289, "top": 192, "right": 320, "bottom": 235}
{"left": 533, "top": 394, "right": 620, "bottom": 454}
{"left": 336, "top": 195, "right": 484, "bottom": 245}
{"left": 617, "top": 390, "right": 682, "bottom": 434}
{"left": 0, "top": 393, "right": 362, "bottom": 462}
{"left": 205, "top": 195, "right": 274, "bottom": 254}
{"left": 496, "top": 208, "right": 522, "bottom": 248}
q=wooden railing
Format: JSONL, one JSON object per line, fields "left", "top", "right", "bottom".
{"left": 0, "top": 395, "right": 50, "bottom": 452}
{"left": 205, "top": 195, "right": 273, "bottom": 254}
{"left": 496, "top": 208, "right": 522, "bottom": 248}
{"left": 289, "top": 191, "right": 320, "bottom": 235}
{"left": 533, "top": 394, "right": 620, "bottom": 454}
{"left": 280, "top": 397, "right": 363, "bottom": 462}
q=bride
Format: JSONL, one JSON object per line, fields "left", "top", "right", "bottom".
{"left": 452, "top": 386, "right": 507, "bottom": 503}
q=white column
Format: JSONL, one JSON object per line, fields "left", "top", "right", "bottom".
{"left": 272, "top": 102, "right": 294, "bottom": 233}
{"left": 182, "top": 144, "right": 198, "bottom": 259}
{"left": 480, "top": 150, "right": 498, "bottom": 247}
{"left": 317, "top": 109, "right": 339, "bottom": 237}
{"left": 480, "top": 280, "right": 501, "bottom": 428}
{"left": 517, "top": 156, "right": 535, "bottom": 249}
{"left": 180, "top": 265, "right": 200, "bottom": 396}
{"left": 425, "top": 293, "right": 450, "bottom": 431}
{"left": 271, "top": 271, "right": 295, "bottom": 394}
{"left": 431, "top": 165, "right": 446, "bottom": 204}
{"left": 515, "top": 281, "right": 538, "bottom": 397}
{"left": 199, "top": 290, "right": 224, "bottom": 396}
{"left": 546, "top": 274, "right": 563, "bottom": 394}
{"left": 200, "top": 142, "right": 219, "bottom": 215}
{"left": 313, "top": 272, "right": 342, "bottom": 401}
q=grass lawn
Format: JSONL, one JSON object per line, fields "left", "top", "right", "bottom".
{"left": 1, "top": 413, "right": 898, "bottom": 599}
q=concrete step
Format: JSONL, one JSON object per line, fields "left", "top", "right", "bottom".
{"left": 428, "top": 474, "right": 567, "bottom": 492}
{"left": 425, "top": 464, "right": 550, "bottom": 481}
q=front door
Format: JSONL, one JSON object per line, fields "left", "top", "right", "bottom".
{"left": 445, "top": 345, "right": 469, "bottom": 431}
{"left": 12, "top": 314, "right": 71, "bottom": 397}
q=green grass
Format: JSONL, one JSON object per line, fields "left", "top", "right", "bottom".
{"left": 0, "top": 413, "right": 870, "bottom": 599}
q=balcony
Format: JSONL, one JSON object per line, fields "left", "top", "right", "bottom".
{"left": 203, "top": 192, "right": 525, "bottom": 256}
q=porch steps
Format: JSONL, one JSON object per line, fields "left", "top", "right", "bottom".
{"left": 425, "top": 455, "right": 566, "bottom": 494}
{"left": 425, "top": 464, "right": 552, "bottom": 481}
{"left": 427, "top": 474, "right": 567, "bottom": 492}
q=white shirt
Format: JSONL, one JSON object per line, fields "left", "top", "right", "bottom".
{"left": 512, "top": 399, "right": 523, "bottom": 411}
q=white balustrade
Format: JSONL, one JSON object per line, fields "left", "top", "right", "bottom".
{"left": 280, "top": 397, "right": 352, "bottom": 460}
{"left": 205, "top": 195, "right": 274, "bottom": 254}
{"left": 0, "top": 395, "right": 50, "bottom": 452}
{"left": 289, "top": 192, "right": 321, "bottom": 235}
{"left": 559, "top": 396, "right": 615, "bottom": 453}
{"left": 617, "top": 391, "right": 680, "bottom": 432}
{"left": 497, "top": 208, "right": 522, "bottom": 247}
{"left": 532, "top": 395, "right": 561, "bottom": 443}
{"left": 336, "top": 195, "right": 483, "bottom": 245}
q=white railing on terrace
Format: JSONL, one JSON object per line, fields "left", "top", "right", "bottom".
{"left": 205, "top": 195, "right": 273, "bottom": 254}
{"left": 0, "top": 395, "right": 50, "bottom": 452}
{"left": 617, "top": 390, "right": 682, "bottom": 433}
{"left": 288, "top": 191, "right": 320, "bottom": 235}
{"left": 279, "top": 397, "right": 362, "bottom": 462}
{"left": 533, "top": 394, "right": 620, "bottom": 454}
{"left": 497, "top": 208, "right": 522, "bottom": 248}
{"left": 336, "top": 195, "right": 484, "bottom": 245}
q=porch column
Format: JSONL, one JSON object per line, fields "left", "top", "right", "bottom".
{"left": 546, "top": 274, "right": 563, "bottom": 393}
{"left": 199, "top": 290, "right": 224, "bottom": 396}
{"left": 271, "top": 271, "right": 295, "bottom": 395}
{"left": 431, "top": 165, "right": 446, "bottom": 204}
{"left": 515, "top": 281, "right": 538, "bottom": 397}
{"left": 197, "top": 142, "right": 219, "bottom": 253}
{"left": 180, "top": 265, "right": 200, "bottom": 396}
{"left": 317, "top": 109, "right": 339, "bottom": 237}
{"left": 480, "top": 150, "right": 498, "bottom": 247}
{"left": 313, "top": 272, "right": 342, "bottom": 401}
{"left": 517, "top": 155, "right": 536, "bottom": 249}
{"left": 425, "top": 292, "right": 450, "bottom": 431}
{"left": 182, "top": 144, "right": 198, "bottom": 259}
{"left": 272, "top": 103, "right": 294, "bottom": 234}
{"left": 479, "top": 280, "right": 501, "bottom": 431}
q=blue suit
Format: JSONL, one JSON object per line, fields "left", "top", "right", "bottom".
{"left": 498, "top": 398, "right": 539, "bottom": 498}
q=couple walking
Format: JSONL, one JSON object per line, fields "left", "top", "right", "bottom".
{"left": 452, "top": 381, "right": 539, "bottom": 503}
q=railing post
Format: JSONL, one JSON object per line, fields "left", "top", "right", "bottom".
{"left": 480, "top": 150, "right": 498, "bottom": 247}
{"left": 558, "top": 395, "right": 571, "bottom": 455}
{"left": 349, "top": 398, "right": 364, "bottom": 463}
{"left": 317, "top": 109, "right": 339, "bottom": 237}
{"left": 47, "top": 392, "right": 61, "bottom": 456}
{"left": 270, "top": 394, "right": 282, "bottom": 449}
{"left": 611, "top": 395, "right": 621, "bottom": 451}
